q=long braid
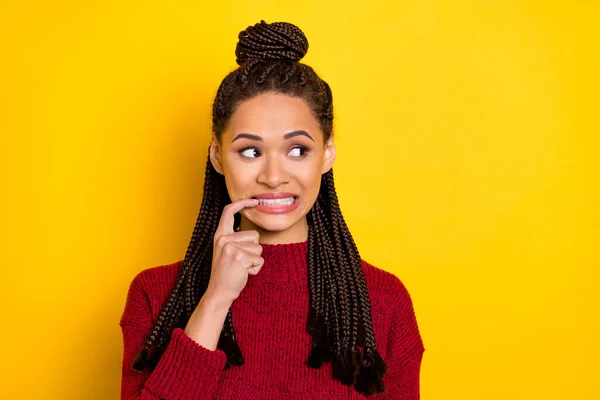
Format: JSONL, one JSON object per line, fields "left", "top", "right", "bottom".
{"left": 132, "top": 20, "right": 389, "bottom": 397}
{"left": 314, "top": 185, "right": 355, "bottom": 384}
{"left": 184, "top": 156, "right": 224, "bottom": 315}
{"left": 321, "top": 170, "right": 388, "bottom": 395}
{"left": 307, "top": 202, "right": 338, "bottom": 367}
{"left": 322, "top": 171, "right": 364, "bottom": 380}
{"left": 305, "top": 211, "right": 321, "bottom": 341}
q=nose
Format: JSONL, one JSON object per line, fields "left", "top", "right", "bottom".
{"left": 257, "top": 156, "right": 290, "bottom": 188}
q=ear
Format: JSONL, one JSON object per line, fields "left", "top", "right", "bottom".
{"left": 321, "top": 137, "right": 336, "bottom": 174}
{"left": 209, "top": 136, "right": 225, "bottom": 175}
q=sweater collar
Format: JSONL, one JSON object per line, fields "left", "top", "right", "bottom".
{"left": 251, "top": 240, "right": 308, "bottom": 284}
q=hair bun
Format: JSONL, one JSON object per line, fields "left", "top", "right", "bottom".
{"left": 235, "top": 20, "right": 309, "bottom": 65}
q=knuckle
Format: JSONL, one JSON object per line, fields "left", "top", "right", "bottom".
{"left": 215, "top": 235, "right": 228, "bottom": 248}
{"left": 222, "top": 203, "right": 233, "bottom": 215}
{"left": 234, "top": 251, "right": 246, "bottom": 262}
{"left": 222, "top": 242, "right": 236, "bottom": 255}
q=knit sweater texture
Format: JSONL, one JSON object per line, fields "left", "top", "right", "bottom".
{"left": 120, "top": 240, "right": 425, "bottom": 399}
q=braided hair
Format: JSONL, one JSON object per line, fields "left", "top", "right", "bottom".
{"left": 132, "top": 20, "right": 387, "bottom": 396}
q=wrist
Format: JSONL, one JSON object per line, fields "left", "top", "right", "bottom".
{"left": 183, "top": 291, "right": 232, "bottom": 350}
{"left": 200, "top": 289, "right": 233, "bottom": 312}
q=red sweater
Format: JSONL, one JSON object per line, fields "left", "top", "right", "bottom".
{"left": 120, "top": 241, "right": 425, "bottom": 399}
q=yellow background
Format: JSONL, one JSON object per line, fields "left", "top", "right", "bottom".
{"left": 1, "top": 1, "right": 598, "bottom": 399}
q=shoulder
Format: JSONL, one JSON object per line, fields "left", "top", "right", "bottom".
{"left": 360, "top": 258, "right": 414, "bottom": 306}
{"left": 129, "top": 259, "right": 183, "bottom": 292}
{"left": 361, "top": 258, "right": 425, "bottom": 357}
{"left": 360, "top": 258, "right": 422, "bottom": 339}
{"left": 120, "top": 259, "right": 183, "bottom": 327}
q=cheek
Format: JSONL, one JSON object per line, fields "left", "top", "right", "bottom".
{"left": 223, "top": 163, "right": 254, "bottom": 199}
{"left": 297, "top": 165, "right": 323, "bottom": 199}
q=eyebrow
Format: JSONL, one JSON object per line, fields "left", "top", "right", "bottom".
{"left": 231, "top": 130, "right": 315, "bottom": 143}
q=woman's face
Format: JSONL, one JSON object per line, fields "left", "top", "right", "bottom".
{"left": 209, "top": 92, "right": 336, "bottom": 242}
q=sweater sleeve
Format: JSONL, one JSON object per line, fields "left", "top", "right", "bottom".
{"left": 379, "top": 277, "right": 425, "bottom": 399}
{"left": 120, "top": 270, "right": 228, "bottom": 400}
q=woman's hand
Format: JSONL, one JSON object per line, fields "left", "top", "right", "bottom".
{"left": 205, "top": 197, "right": 263, "bottom": 304}
{"left": 184, "top": 198, "right": 262, "bottom": 349}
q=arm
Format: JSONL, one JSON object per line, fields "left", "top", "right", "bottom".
{"left": 379, "top": 278, "right": 425, "bottom": 399}
{"left": 120, "top": 272, "right": 228, "bottom": 400}
{"left": 381, "top": 349, "right": 424, "bottom": 399}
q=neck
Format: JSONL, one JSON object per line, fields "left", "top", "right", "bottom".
{"left": 239, "top": 216, "right": 308, "bottom": 244}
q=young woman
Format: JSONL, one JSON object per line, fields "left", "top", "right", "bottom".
{"left": 120, "top": 20, "right": 425, "bottom": 399}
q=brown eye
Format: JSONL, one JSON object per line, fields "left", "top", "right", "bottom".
{"left": 288, "top": 146, "right": 307, "bottom": 157}
{"left": 240, "top": 148, "right": 260, "bottom": 158}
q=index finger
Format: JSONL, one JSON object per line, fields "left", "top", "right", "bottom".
{"left": 216, "top": 198, "right": 260, "bottom": 236}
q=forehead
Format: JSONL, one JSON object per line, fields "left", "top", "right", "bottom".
{"left": 225, "top": 93, "right": 322, "bottom": 142}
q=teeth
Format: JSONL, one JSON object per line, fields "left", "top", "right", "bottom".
{"left": 257, "top": 197, "right": 296, "bottom": 206}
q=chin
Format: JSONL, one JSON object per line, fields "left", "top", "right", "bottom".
{"left": 251, "top": 214, "right": 300, "bottom": 233}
